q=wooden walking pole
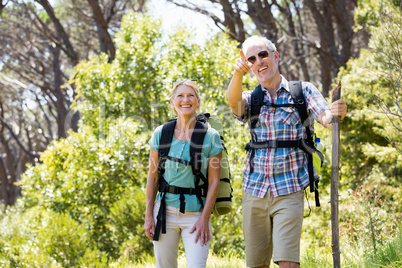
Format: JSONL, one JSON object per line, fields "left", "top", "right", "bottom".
{"left": 331, "top": 81, "right": 342, "bottom": 268}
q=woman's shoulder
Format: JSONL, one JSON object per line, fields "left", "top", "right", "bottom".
{"left": 203, "top": 126, "right": 223, "bottom": 152}
{"left": 149, "top": 125, "right": 164, "bottom": 149}
{"left": 153, "top": 124, "right": 164, "bottom": 134}
{"left": 151, "top": 125, "right": 164, "bottom": 138}
{"left": 206, "top": 126, "right": 220, "bottom": 137}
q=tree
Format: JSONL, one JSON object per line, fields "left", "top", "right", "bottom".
{"left": 363, "top": 5, "right": 402, "bottom": 151}
{"left": 0, "top": 0, "right": 147, "bottom": 209}
{"left": 342, "top": 0, "right": 401, "bottom": 152}
{"left": 167, "top": 0, "right": 369, "bottom": 96}
{"left": 332, "top": 1, "right": 402, "bottom": 252}
{"left": 16, "top": 12, "right": 245, "bottom": 262}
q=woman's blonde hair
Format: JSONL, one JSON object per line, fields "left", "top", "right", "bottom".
{"left": 170, "top": 79, "right": 201, "bottom": 115}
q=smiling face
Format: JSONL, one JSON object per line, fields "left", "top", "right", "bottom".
{"left": 170, "top": 84, "right": 200, "bottom": 117}
{"left": 244, "top": 42, "right": 280, "bottom": 86}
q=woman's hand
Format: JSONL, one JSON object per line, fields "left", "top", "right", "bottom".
{"left": 144, "top": 148, "right": 159, "bottom": 241}
{"left": 144, "top": 215, "right": 155, "bottom": 241}
{"left": 188, "top": 151, "right": 221, "bottom": 246}
{"left": 189, "top": 216, "right": 210, "bottom": 246}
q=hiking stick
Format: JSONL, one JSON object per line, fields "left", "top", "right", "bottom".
{"left": 331, "top": 81, "right": 342, "bottom": 268}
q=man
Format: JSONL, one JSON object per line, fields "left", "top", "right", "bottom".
{"left": 227, "top": 35, "right": 347, "bottom": 268}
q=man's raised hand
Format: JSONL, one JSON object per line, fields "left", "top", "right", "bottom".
{"left": 233, "top": 50, "right": 253, "bottom": 75}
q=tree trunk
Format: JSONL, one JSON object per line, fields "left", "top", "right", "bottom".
{"left": 35, "top": 0, "right": 79, "bottom": 65}
{"left": 87, "top": 0, "right": 116, "bottom": 61}
{"left": 331, "top": 81, "right": 342, "bottom": 268}
{"left": 246, "top": 0, "right": 277, "bottom": 41}
{"left": 50, "top": 41, "right": 69, "bottom": 139}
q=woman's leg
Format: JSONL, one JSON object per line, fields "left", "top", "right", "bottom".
{"left": 153, "top": 202, "right": 181, "bottom": 268}
{"left": 180, "top": 210, "right": 211, "bottom": 268}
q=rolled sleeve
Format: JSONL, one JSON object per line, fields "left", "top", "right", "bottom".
{"left": 234, "top": 91, "right": 252, "bottom": 123}
{"left": 303, "top": 82, "right": 330, "bottom": 121}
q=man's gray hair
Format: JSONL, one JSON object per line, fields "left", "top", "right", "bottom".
{"left": 242, "top": 36, "right": 277, "bottom": 54}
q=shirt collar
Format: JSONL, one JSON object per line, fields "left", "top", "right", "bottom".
{"left": 260, "top": 75, "right": 289, "bottom": 93}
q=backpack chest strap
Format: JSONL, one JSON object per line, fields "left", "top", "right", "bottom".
{"left": 245, "top": 139, "right": 302, "bottom": 150}
{"left": 159, "top": 177, "right": 207, "bottom": 197}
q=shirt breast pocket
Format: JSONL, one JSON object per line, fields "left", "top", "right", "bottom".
{"left": 278, "top": 107, "right": 301, "bottom": 126}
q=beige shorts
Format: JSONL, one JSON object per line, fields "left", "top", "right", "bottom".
{"left": 242, "top": 190, "right": 304, "bottom": 267}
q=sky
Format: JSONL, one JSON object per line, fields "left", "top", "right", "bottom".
{"left": 148, "top": 0, "right": 221, "bottom": 43}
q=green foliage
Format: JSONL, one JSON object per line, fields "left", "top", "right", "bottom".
{"left": 2, "top": 3, "right": 401, "bottom": 267}
{"left": 129, "top": 251, "right": 247, "bottom": 268}
{"left": 21, "top": 118, "right": 150, "bottom": 258}
{"left": 367, "top": 228, "right": 402, "bottom": 267}
{"left": 0, "top": 206, "right": 107, "bottom": 267}
{"left": 338, "top": 1, "right": 402, "bottom": 187}
{"left": 108, "top": 188, "right": 153, "bottom": 261}
{"left": 6, "top": 10, "right": 244, "bottom": 265}
{"left": 72, "top": 13, "right": 240, "bottom": 132}
{"left": 115, "top": 229, "right": 402, "bottom": 267}
{"left": 355, "top": 0, "right": 401, "bottom": 33}
{"left": 334, "top": 0, "right": 402, "bottom": 258}
{"left": 209, "top": 116, "right": 249, "bottom": 256}
{"left": 73, "top": 13, "right": 168, "bottom": 132}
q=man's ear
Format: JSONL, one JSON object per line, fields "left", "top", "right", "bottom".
{"left": 274, "top": 51, "right": 280, "bottom": 63}
{"left": 274, "top": 51, "right": 279, "bottom": 63}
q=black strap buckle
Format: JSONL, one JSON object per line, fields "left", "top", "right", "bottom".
{"left": 246, "top": 140, "right": 278, "bottom": 150}
{"left": 267, "top": 140, "right": 277, "bottom": 148}
{"left": 200, "top": 187, "right": 206, "bottom": 196}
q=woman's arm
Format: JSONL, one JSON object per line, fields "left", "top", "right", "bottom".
{"left": 190, "top": 151, "right": 222, "bottom": 246}
{"left": 144, "top": 148, "right": 159, "bottom": 241}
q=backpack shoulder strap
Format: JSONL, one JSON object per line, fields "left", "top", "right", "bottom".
{"left": 250, "top": 84, "right": 265, "bottom": 129}
{"left": 158, "top": 119, "right": 176, "bottom": 175}
{"left": 288, "top": 81, "right": 321, "bottom": 206}
{"left": 288, "top": 81, "right": 308, "bottom": 124}
{"left": 190, "top": 120, "right": 208, "bottom": 181}
{"left": 190, "top": 120, "right": 209, "bottom": 210}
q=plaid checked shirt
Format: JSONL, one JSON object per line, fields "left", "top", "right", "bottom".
{"left": 237, "top": 76, "right": 330, "bottom": 198}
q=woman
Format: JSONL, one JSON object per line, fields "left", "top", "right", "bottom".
{"left": 144, "top": 79, "right": 222, "bottom": 268}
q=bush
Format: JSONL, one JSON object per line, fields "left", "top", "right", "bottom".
{"left": 0, "top": 206, "right": 109, "bottom": 267}
{"left": 108, "top": 188, "right": 153, "bottom": 262}
{"left": 21, "top": 119, "right": 150, "bottom": 258}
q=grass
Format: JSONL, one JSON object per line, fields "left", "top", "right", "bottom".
{"left": 130, "top": 231, "right": 402, "bottom": 268}
{"left": 131, "top": 251, "right": 246, "bottom": 268}
{"left": 365, "top": 228, "right": 402, "bottom": 268}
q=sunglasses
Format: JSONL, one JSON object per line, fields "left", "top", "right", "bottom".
{"left": 172, "top": 79, "right": 197, "bottom": 87}
{"left": 247, "top": 50, "right": 272, "bottom": 64}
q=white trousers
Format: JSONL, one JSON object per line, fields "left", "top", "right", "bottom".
{"left": 153, "top": 201, "right": 211, "bottom": 268}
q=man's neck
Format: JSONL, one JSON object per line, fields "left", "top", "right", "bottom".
{"left": 260, "top": 74, "right": 281, "bottom": 99}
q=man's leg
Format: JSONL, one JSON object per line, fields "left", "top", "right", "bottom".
{"left": 242, "top": 191, "right": 273, "bottom": 268}
{"left": 271, "top": 190, "right": 304, "bottom": 265}
{"left": 278, "top": 261, "right": 300, "bottom": 268}
{"left": 245, "top": 260, "right": 300, "bottom": 267}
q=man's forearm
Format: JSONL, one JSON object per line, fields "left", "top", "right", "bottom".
{"left": 228, "top": 72, "right": 245, "bottom": 116}
{"left": 318, "top": 109, "right": 333, "bottom": 130}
